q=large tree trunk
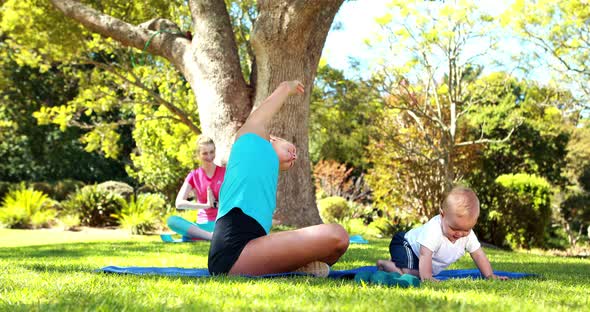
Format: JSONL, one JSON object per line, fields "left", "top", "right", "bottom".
{"left": 49, "top": 0, "right": 344, "bottom": 226}
{"left": 250, "top": 0, "right": 343, "bottom": 226}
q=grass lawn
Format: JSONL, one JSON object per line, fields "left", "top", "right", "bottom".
{"left": 0, "top": 228, "right": 589, "bottom": 311}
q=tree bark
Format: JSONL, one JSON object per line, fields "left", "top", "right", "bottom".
{"left": 250, "top": 0, "right": 343, "bottom": 226}
{"left": 49, "top": 0, "right": 344, "bottom": 226}
{"left": 186, "top": 0, "right": 252, "bottom": 163}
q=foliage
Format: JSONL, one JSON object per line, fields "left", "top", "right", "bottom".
{"left": 466, "top": 75, "right": 575, "bottom": 247}
{"left": 504, "top": 0, "right": 590, "bottom": 108}
{"left": 0, "top": 184, "right": 56, "bottom": 229}
{"left": 365, "top": 1, "right": 507, "bottom": 222}
{"left": 62, "top": 185, "right": 125, "bottom": 227}
{"left": 466, "top": 75, "right": 573, "bottom": 186}
{"left": 317, "top": 196, "right": 350, "bottom": 223}
{"left": 49, "top": 179, "right": 86, "bottom": 201}
{"left": 0, "top": 35, "right": 131, "bottom": 183}
{"left": 310, "top": 64, "right": 381, "bottom": 170}
{"left": 0, "top": 182, "right": 16, "bottom": 202}
{"left": 312, "top": 159, "right": 370, "bottom": 203}
{"left": 491, "top": 174, "right": 552, "bottom": 249}
{"left": 113, "top": 194, "right": 166, "bottom": 235}
{"left": 368, "top": 215, "right": 416, "bottom": 239}
{"left": 339, "top": 218, "right": 379, "bottom": 238}
{"left": 127, "top": 102, "right": 198, "bottom": 201}
{"left": 367, "top": 217, "right": 397, "bottom": 238}
{"left": 0, "top": 180, "right": 84, "bottom": 203}
{"left": 559, "top": 124, "right": 590, "bottom": 247}
{"left": 58, "top": 214, "right": 81, "bottom": 231}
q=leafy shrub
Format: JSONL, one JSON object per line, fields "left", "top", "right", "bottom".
{"left": 318, "top": 196, "right": 350, "bottom": 223}
{"left": 313, "top": 160, "right": 370, "bottom": 202}
{"left": 97, "top": 181, "right": 134, "bottom": 200}
{"left": 340, "top": 218, "right": 380, "bottom": 238}
{"left": 63, "top": 185, "right": 124, "bottom": 227}
{"left": 368, "top": 216, "right": 415, "bottom": 238}
{"left": 29, "top": 182, "right": 53, "bottom": 198}
{"left": 59, "top": 214, "right": 82, "bottom": 231}
{"left": 0, "top": 184, "right": 56, "bottom": 229}
{"left": 51, "top": 180, "right": 85, "bottom": 201}
{"left": 492, "top": 173, "right": 552, "bottom": 248}
{"left": 559, "top": 191, "right": 590, "bottom": 247}
{"left": 0, "top": 182, "right": 16, "bottom": 202}
{"left": 113, "top": 194, "right": 166, "bottom": 234}
{"left": 29, "top": 180, "right": 85, "bottom": 201}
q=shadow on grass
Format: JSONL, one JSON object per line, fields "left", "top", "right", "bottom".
{"left": 0, "top": 240, "right": 211, "bottom": 259}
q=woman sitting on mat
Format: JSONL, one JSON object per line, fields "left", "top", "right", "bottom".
{"left": 166, "top": 136, "right": 226, "bottom": 241}
{"left": 208, "top": 80, "right": 349, "bottom": 277}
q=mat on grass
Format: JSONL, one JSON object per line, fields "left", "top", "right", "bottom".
{"left": 98, "top": 265, "right": 535, "bottom": 280}
{"left": 161, "top": 234, "right": 370, "bottom": 244}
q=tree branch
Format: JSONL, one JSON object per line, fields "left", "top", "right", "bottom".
{"left": 456, "top": 124, "right": 518, "bottom": 147}
{"left": 84, "top": 60, "right": 200, "bottom": 134}
{"left": 49, "top": 0, "right": 190, "bottom": 70}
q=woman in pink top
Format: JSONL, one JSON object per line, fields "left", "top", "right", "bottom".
{"left": 166, "top": 136, "right": 226, "bottom": 241}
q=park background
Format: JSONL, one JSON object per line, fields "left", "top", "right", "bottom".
{"left": 0, "top": 1, "right": 590, "bottom": 310}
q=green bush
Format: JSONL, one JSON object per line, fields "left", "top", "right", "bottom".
{"left": 29, "top": 180, "right": 85, "bottom": 202}
{"left": 97, "top": 181, "right": 134, "bottom": 200}
{"left": 29, "top": 182, "right": 53, "bottom": 198}
{"left": 368, "top": 216, "right": 415, "bottom": 238}
{"left": 0, "top": 182, "right": 16, "bottom": 202}
{"left": 340, "top": 218, "right": 380, "bottom": 238}
{"left": 63, "top": 185, "right": 125, "bottom": 227}
{"left": 492, "top": 173, "right": 552, "bottom": 248}
{"left": 113, "top": 194, "right": 166, "bottom": 235}
{"left": 0, "top": 184, "right": 57, "bottom": 229}
{"left": 318, "top": 196, "right": 350, "bottom": 223}
{"left": 59, "top": 214, "right": 81, "bottom": 231}
{"left": 51, "top": 180, "right": 85, "bottom": 201}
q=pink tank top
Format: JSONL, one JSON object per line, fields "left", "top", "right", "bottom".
{"left": 185, "top": 166, "right": 226, "bottom": 223}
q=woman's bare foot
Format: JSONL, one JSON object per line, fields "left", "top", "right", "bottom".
{"left": 376, "top": 259, "right": 403, "bottom": 274}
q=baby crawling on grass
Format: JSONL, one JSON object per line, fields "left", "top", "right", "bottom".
{"left": 377, "top": 186, "right": 508, "bottom": 281}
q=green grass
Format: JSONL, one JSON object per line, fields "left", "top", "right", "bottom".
{"left": 0, "top": 228, "right": 589, "bottom": 311}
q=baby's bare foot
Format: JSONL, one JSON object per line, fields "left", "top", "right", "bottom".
{"left": 376, "top": 260, "right": 403, "bottom": 274}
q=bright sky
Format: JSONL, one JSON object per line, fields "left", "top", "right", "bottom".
{"left": 322, "top": 0, "right": 389, "bottom": 73}
{"left": 321, "top": 0, "right": 551, "bottom": 84}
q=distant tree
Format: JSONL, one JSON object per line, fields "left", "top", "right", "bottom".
{"left": 560, "top": 123, "right": 590, "bottom": 247}
{"left": 466, "top": 75, "right": 576, "bottom": 246}
{"left": 365, "top": 1, "right": 517, "bottom": 219}
{"left": 310, "top": 64, "right": 380, "bottom": 171}
{"left": 504, "top": 0, "right": 590, "bottom": 109}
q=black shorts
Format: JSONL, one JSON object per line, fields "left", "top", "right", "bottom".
{"left": 208, "top": 208, "right": 266, "bottom": 275}
{"left": 389, "top": 231, "right": 419, "bottom": 270}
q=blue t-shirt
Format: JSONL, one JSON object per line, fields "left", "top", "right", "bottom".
{"left": 216, "top": 133, "right": 279, "bottom": 233}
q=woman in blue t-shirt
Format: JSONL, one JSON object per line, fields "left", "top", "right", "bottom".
{"left": 208, "top": 81, "right": 349, "bottom": 277}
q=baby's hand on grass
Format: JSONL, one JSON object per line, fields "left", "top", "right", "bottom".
{"left": 487, "top": 274, "right": 508, "bottom": 280}
{"left": 421, "top": 277, "right": 440, "bottom": 282}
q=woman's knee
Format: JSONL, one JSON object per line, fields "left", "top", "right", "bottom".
{"left": 323, "top": 223, "right": 349, "bottom": 252}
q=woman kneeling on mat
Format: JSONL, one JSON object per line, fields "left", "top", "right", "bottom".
{"left": 208, "top": 80, "right": 349, "bottom": 277}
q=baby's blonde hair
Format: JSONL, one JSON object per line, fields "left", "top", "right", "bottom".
{"left": 441, "top": 186, "right": 480, "bottom": 218}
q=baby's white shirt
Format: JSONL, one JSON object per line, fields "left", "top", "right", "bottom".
{"left": 404, "top": 215, "right": 481, "bottom": 275}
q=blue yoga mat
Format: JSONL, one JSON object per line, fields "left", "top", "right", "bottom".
{"left": 98, "top": 265, "right": 535, "bottom": 280}
{"left": 349, "top": 235, "right": 369, "bottom": 244}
